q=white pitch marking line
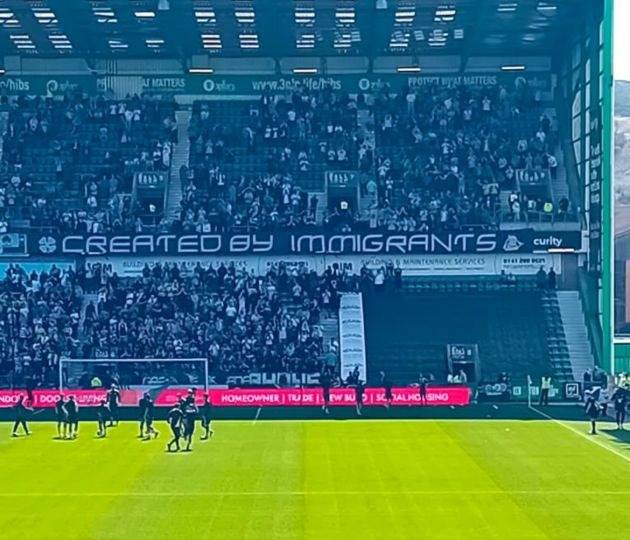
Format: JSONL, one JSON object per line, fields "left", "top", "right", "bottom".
{"left": 528, "top": 405, "right": 630, "bottom": 464}
{"left": 252, "top": 407, "right": 262, "bottom": 424}
{"left": 1, "top": 490, "right": 630, "bottom": 497}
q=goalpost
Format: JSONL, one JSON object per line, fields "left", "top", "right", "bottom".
{"left": 58, "top": 358, "right": 209, "bottom": 393}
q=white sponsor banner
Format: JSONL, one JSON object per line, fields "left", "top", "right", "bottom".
{"left": 89, "top": 253, "right": 561, "bottom": 278}
{"left": 339, "top": 293, "right": 367, "bottom": 382}
{"left": 333, "top": 254, "right": 561, "bottom": 276}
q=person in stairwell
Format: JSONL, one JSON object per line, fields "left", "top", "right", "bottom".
{"left": 539, "top": 376, "right": 551, "bottom": 406}
{"left": 547, "top": 268, "right": 557, "bottom": 290}
{"left": 547, "top": 154, "right": 558, "bottom": 180}
{"left": 536, "top": 266, "right": 547, "bottom": 289}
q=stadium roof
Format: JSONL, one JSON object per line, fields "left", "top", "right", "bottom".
{"left": 0, "top": 0, "right": 590, "bottom": 59}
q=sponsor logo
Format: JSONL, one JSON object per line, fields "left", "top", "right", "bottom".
{"left": 503, "top": 235, "right": 524, "bottom": 252}
{"left": 448, "top": 345, "right": 475, "bottom": 360}
{"left": 564, "top": 382, "right": 580, "bottom": 399}
{"left": 96, "top": 78, "right": 108, "bottom": 92}
{"left": 0, "top": 390, "right": 107, "bottom": 407}
{"left": 533, "top": 236, "right": 564, "bottom": 248}
{"left": 46, "top": 79, "right": 82, "bottom": 95}
{"left": 482, "top": 383, "right": 508, "bottom": 395}
{"left": 136, "top": 172, "right": 165, "bottom": 187}
{"left": 326, "top": 171, "right": 356, "bottom": 187}
{"left": 0, "top": 78, "right": 30, "bottom": 92}
{"left": 202, "top": 79, "right": 237, "bottom": 93}
{"left": 0, "top": 233, "right": 25, "bottom": 256}
{"left": 142, "top": 77, "right": 186, "bottom": 91}
{"left": 407, "top": 75, "right": 498, "bottom": 88}
{"left": 155, "top": 387, "right": 471, "bottom": 408}
{"left": 0, "top": 387, "right": 471, "bottom": 408}
{"left": 251, "top": 77, "right": 343, "bottom": 92}
{"left": 38, "top": 236, "right": 57, "bottom": 254}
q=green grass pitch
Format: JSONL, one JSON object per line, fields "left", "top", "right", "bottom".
{"left": 0, "top": 417, "right": 628, "bottom": 539}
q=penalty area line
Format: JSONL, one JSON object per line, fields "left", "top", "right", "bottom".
{"left": 528, "top": 405, "right": 630, "bottom": 464}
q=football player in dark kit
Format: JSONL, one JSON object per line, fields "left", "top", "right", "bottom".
{"left": 611, "top": 386, "right": 628, "bottom": 430}
{"left": 65, "top": 395, "right": 79, "bottom": 439}
{"left": 54, "top": 395, "right": 67, "bottom": 439}
{"left": 199, "top": 394, "right": 213, "bottom": 440}
{"left": 183, "top": 387, "right": 196, "bottom": 405}
{"left": 96, "top": 399, "right": 109, "bottom": 438}
{"left": 381, "top": 371, "right": 393, "bottom": 408}
{"left": 142, "top": 393, "right": 158, "bottom": 440}
{"left": 320, "top": 371, "right": 332, "bottom": 414}
{"left": 11, "top": 395, "right": 32, "bottom": 437}
{"left": 355, "top": 380, "right": 365, "bottom": 416}
{"left": 418, "top": 373, "right": 428, "bottom": 406}
{"left": 183, "top": 400, "right": 199, "bottom": 451}
{"left": 106, "top": 384, "right": 121, "bottom": 427}
{"left": 585, "top": 390, "right": 601, "bottom": 435}
{"left": 166, "top": 404, "right": 184, "bottom": 452}
{"left": 138, "top": 393, "right": 149, "bottom": 438}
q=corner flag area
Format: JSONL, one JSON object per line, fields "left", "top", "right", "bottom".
{"left": 1, "top": 415, "right": 628, "bottom": 539}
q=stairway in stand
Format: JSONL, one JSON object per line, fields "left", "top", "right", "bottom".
{"left": 165, "top": 109, "right": 192, "bottom": 221}
{"left": 357, "top": 107, "right": 377, "bottom": 212}
{"left": 555, "top": 291, "right": 595, "bottom": 381}
{"left": 319, "top": 315, "right": 340, "bottom": 350}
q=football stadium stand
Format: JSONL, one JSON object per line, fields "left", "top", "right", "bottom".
{"left": 0, "top": 73, "right": 599, "bottom": 393}
{"left": 0, "top": 0, "right": 607, "bottom": 404}
{"left": 0, "top": 1, "right": 620, "bottom": 539}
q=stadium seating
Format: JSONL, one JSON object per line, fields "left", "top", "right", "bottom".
{"left": 0, "top": 95, "right": 177, "bottom": 232}
{"left": 1, "top": 81, "right": 575, "bottom": 236}
{"left": 363, "top": 277, "right": 557, "bottom": 384}
{"left": 181, "top": 82, "right": 571, "bottom": 235}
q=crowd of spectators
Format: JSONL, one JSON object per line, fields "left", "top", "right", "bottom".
{"left": 0, "top": 262, "right": 362, "bottom": 388}
{"left": 78, "top": 260, "right": 346, "bottom": 383}
{"left": 0, "top": 259, "right": 414, "bottom": 388}
{"left": 1, "top": 80, "right": 572, "bottom": 236}
{"left": 177, "top": 80, "right": 571, "bottom": 235}
{"left": 180, "top": 87, "right": 366, "bottom": 233}
{"left": 175, "top": 165, "right": 321, "bottom": 233}
{"left": 358, "top": 81, "right": 565, "bottom": 232}
{"left": 0, "top": 93, "right": 177, "bottom": 233}
{"left": 0, "top": 264, "right": 81, "bottom": 388}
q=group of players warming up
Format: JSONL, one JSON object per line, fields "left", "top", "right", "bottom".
{"left": 8, "top": 375, "right": 627, "bottom": 439}
{"left": 320, "top": 371, "right": 429, "bottom": 415}
{"left": 584, "top": 385, "right": 628, "bottom": 435}
{"left": 10, "top": 385, "right": 214, "bottom": 452}
{"left": 13, "top": 371, "right": 411, "bottom": 441}
{"left": 166, "top": 389, "right": 213, "bottom": 452}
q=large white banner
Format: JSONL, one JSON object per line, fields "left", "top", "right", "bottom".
{"left": 90, "top": 253, "right": 561, "bottom": 278}
{"left": 339, "top": 293, "right": 367, "bottom": 382}
{"left": 331, "top": 253, "right": 561, "bottom": 277}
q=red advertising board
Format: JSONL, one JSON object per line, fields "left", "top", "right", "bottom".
{"left": 0, "top": 389, "right": 108, "bottom": 408}
{"left": 0, "top": 386, "right": 471, "bottom": 408}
